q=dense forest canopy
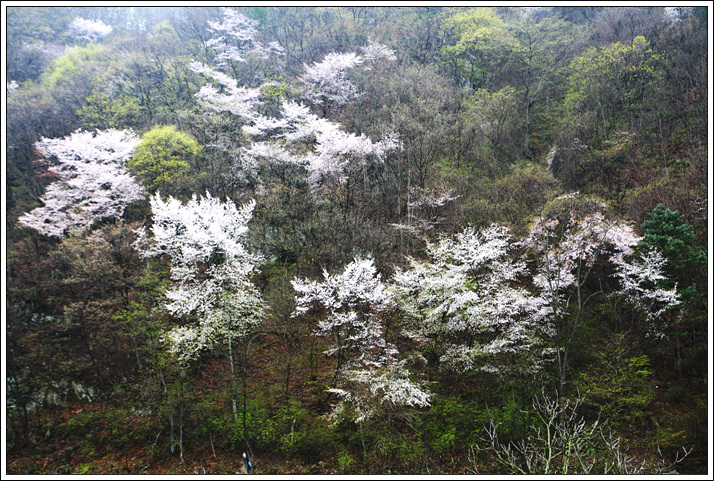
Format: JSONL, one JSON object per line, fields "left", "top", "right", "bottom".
{"left": 3, "top": 5, "right": 710, "bottom": 476}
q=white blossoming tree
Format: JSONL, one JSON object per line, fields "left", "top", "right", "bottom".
{"left": 192, "top": 6, "right": 283, "bottom": 97}
{"left": 394, "top": 224, "right": 551, "bottom": 376}
{"left": 7, "top": 80, "right": 20, "bottom": 94}
{"left": 613, "top": 248, "right": 680, "bottom": 337}
{"left": 189, "top": 61, "right": 263, "bottom": 120}
{"left": 325, "top": 358, "right": 432, "bottom": 460}
{"left": 190, "top": 32, "right": 400, "bottom": 191}
{"left": 68, "top": 17, "right": 113, "bottom": 42}
{"left": 301, "top": 42, "right": 396, "bottom": 117}
{"left": 18, "top": 129, "right": 144, "bottom": 238}
{"left": 243, "top": 98, "right": 400, "bottom": 188}
{"left": 134, "top": 191, "right": 265, "bottom": 448}
{"left": 134, "top": 191, "right": 264, "bottom": 362}
{"left": 206, "top": 7, "right": 283, "bottom": 73}
{"left": 190, "top": 66, "right": 400, "bottom": 190}
{"left": 292, "top": 257, "right": 431, "bottom": 452}
{"left": 301, "top": 51, "right": 363, "bottom": 115}
{"left": 360, "top": 39, "right": 397, "bottom": 67}
{"left": 292, "top": 257, "right": 397, "bottom": 382}
{"left": 521, "top": 193, "right": 660, "bottom": 397}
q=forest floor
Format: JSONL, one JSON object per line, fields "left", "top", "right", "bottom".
{"left": 6, "top": 403, "right": 706, "bottom": 476}
{"left": 6, "top": 420, "right": 474, "bottom": 475}
{"left": 6, "top": 345, "right": 709, "bottom": 475}
{"left": 6, "top": 403, "right": 708, "bottom": 476}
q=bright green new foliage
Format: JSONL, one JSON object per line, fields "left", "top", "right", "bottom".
{"left": 440, "top": 7, "right": 513, "bottom": 89}
{"left": 565, "top": 36, "right": 664, "bottom": 142}
{"left": 43, "top": 43, "right": 105, "bottom": 88}
{"left": 129, "top": 125, "right": 202, "bottom": 195}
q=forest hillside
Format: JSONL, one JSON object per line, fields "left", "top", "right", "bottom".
{"left": 3, "top": 6, "right": 710, "bottom": 476}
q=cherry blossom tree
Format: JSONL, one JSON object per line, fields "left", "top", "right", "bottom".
{"left": 612, "top": 247, "right": 683, "bottom": 375}
{"left": 191, "top": 38, "right": 400, "bottom": 191}
{"left": 189, "top": 61, "right": 263, "bottom": 119}
{"left": 389, "top": 186, "right": 459, "bottom": 237}
{"left": 191, "top": 73, "right": 400, "bottom": 189}
{"left": 394, "top": 224, "right": 551, "bottom": 376}
{"left": 299, "top": 42, "right": 395, "bottom": 117}
{"left": 18, "top": 129, "right": 144, "bottom": 238}
{"left": 613, "top": 248, "right": 680, "bottom": 332}
{"left": 326, "top": 359, "right": 432, "bottom": 426}
{"left": 293, "top": 257, "right": 431, "bottom": 456}
{"left": 326, "top": 358, "right": 432, "bottom": 460}
{"left": 292, "top": 257, "right": 397, "bottom": 383}
{"left": 188, "top": 8, "right": 284, "bottom": 119}
{"left": 521, "top": 193, "right": 645, "bottom": 397}
{"left": 134, "top": 191, "right": 264, "bottom": 362}
{"left": 68, "top": 17, "right": 113, "bottom": 42}
{"left": 301, "top": 41, "right": 396, "bottom": 113}
{"left": 301, "top": 51, "right": 363, "bottom": 114}
{"left": 7, "top": 80, "right": 19, "bottom": 94}
{"left": 360, "top": 39, "right": 397, "bottom": 66}
{"left": 187, "top": 7, "right": 285, "bottom": 178}
{"left": 243, "top": 100, "right": 331, "bottom": 139}
{"left": 134, "top": 191, "right": 265, "bottom": 450}
{"left": 205, "top": 7, "right": 283, "bottom": 70}
{"left": 243, "top": 98, "right": 400, "bottom": 187}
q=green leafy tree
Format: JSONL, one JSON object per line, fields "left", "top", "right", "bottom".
{"left": 78, "top": 21, "right": 201, "bottom": 131}
{"left": 43, "top": 44, "right": 106, "bottom": 89}
{"left": 505, "top": 10, "right": 583, "bottom": 157}
{"left": 460, "top": 86, "right": 522, "bottom": 163}
{"left": 128, "top": 125, "right": 202, "bottom": 197}
{"left": 563, "top": 36, "right": 664, "bottom": 145}
{"left": 640, "top": 204, "right": 706, "bottom": 281}
{"left": 639, "top": 204, "right": 706, "bottom": 378}
{"left": 440, "top": 7, "right": 514, "bottom": 90}
{"left": 134, "top": 192, "right": 265, "bottom": 453}
{"left": 576, "top": 333, "right": 656, "bottom": 433}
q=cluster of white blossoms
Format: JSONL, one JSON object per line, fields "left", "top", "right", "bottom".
{"left": 244, "top": 99, "right": 401, "bottom": 185}
{"left": 134, "top": 192, "right": 264, "bottom": 362}
{"left": 193, "top": 64, "right": 400, "bottom": 188}
{"left": 293, "top": 258, "right": 432, "bottom": 424}
{"left": 68, "top": 17, "right": 113, "bottom": 42}
{"left": 302, "top": 40, "right": 398, "bottom": 105}
{"left": 613, "top": 248, "right": 681, "bottom": 336}
{"left": 394, "top": 224, "right": 551, "bottom": 373}
{"left": 18, "top": 129, "right": 144, "bottom": 238}
{"left": 189, "top": 62, "right": 264, "bottom": 119}
{"left": 292, "top": 257, "right": 397, "bottom": 368}
{"left": 326, "top": 359, "right": 432, "bottom": 425}
{"left": 7, "top": 80, "right": 20, "bottom": 94}
{"left": 301, "top": 51, "right": 363, "bottom": 107}
{"left": 206, "top": 7, "right": 283, "bottom": 66}
{"left": 190, "top": 10, "right": 400, "bottom": 190}
{"left": 522, "top": 193, "right": 681, "bottom": 341}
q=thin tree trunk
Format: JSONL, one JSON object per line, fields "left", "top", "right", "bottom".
{"left": 158, "top": 367, "right": 175, "bottom": 455}
{"left": 209, "top": 427, "right": 217, "bottom": 460}
{"left": 284, "top": 352, "right": 292, "bottom": 399}
{"left": 360, "top": 421, "right": 367, "bottom": 461}
{"left": 131, "top": 334, "right": 143, "bottom": 370}
{"left": 242, "top": 337, "right": 251, "bottom": 452}
{"left": 675, "top": 335, "right": 683, "bottom": 378}
{"left": 179, "top": 378, "right": 185, "bottom": 463}
{"left": 423, "top": 359, "right": 432, "bottom": 474}
{"left": 229, "top": 335, "right": 238, "bottom": 423}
